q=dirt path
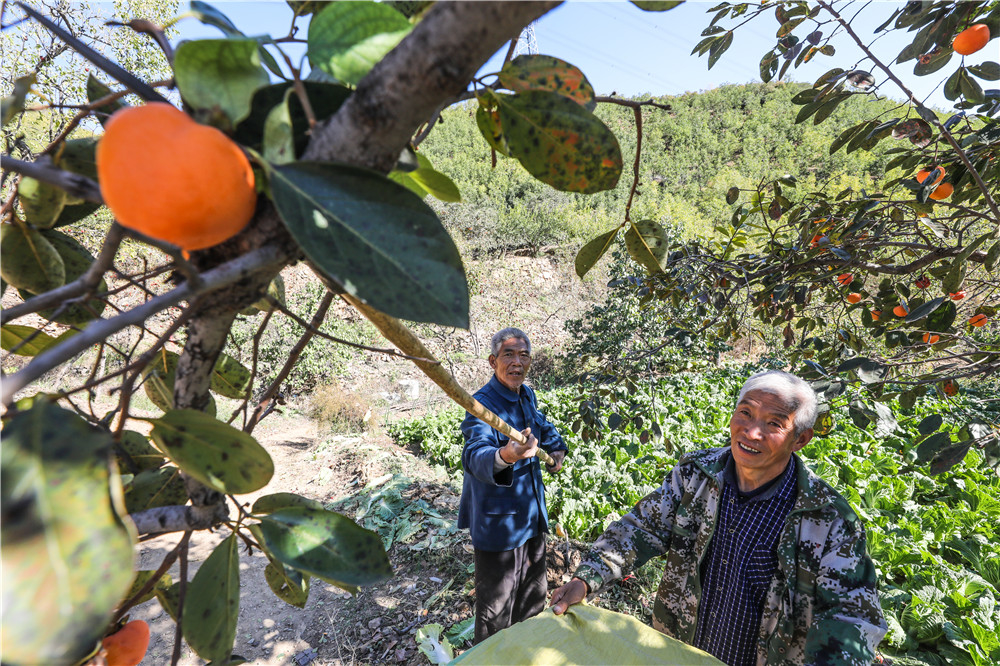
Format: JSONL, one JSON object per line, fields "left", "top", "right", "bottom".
{"left": 132, "top": 412, "right": 584, "bottom": 665}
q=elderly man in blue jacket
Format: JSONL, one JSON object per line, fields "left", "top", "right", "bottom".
{"left": 459, "top": 327, "right": 568, "bottom": 644}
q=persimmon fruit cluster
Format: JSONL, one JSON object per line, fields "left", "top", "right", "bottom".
{"left": 96, "top": 103, "right": 257, "bottom": 251}
{"left": 952, "top": 24, "right": 990, "bottom": 55}
{"left": 102, "top": 619, "right": 150, "bottom": 666}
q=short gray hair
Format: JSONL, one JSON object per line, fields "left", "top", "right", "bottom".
{"left": 490, "top": 327, "right": 531, "bottom": 357}
{"left": 737, "top": 370, "right": 818, "bottom": 434}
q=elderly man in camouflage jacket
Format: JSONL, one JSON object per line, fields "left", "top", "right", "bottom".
{"left": 550, "top": 370, "right": 886, "bottom": 666}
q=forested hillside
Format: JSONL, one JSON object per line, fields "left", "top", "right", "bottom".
{"left": 420, "top": 82, "right": 901, "bottom": 254}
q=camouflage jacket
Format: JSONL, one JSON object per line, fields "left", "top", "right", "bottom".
{"left": 574, "top": 447, "right": 887, "bottom": 666}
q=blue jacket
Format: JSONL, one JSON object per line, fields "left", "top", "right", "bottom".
{"left": 458, "top": 375, "right": 568, "bottom": 552}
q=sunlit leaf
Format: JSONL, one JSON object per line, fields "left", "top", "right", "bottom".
{"left": 256, "top": 507, "right": 392, "bottom": 587}
{"left": 575, "top": 227, "right": 620, "bottom": 279}
{"left": 174, "top": 38, "right": 270, "bottom": 128}
{"left": 624, "top": 219, "right": 667, "bottom": 275}
{"left": 307, "top": 1, "right": 411, "bottom": 86}
{"left": 149, "top": 410, "right": 274, "bottom": 495}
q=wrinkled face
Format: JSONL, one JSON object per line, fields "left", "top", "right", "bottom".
{"left": 729, "top": 389, "right": 812, "bottom": 487}
{"left": 489, "top": 337, "right": 531, "bottom": 392}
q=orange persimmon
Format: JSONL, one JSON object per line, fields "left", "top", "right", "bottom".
{"left": 96, "top": 103, "right": 256, "bottom": 251}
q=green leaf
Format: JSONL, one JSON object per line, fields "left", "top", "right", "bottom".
{"left": 248, "top": 523, "right": 320, "bottom": 605}
{"left": 968, "top": 61, "right": 1000, "bottom": 81}
{"left": 871, "top": 401, "right": 898, "bottom": 438}
{"left": 1, "top": 402, "right": 134, "bottom": 665}
{"left": 264, "top": 561, "right": 310, "bottom": 608}
{"left": 498, "top": 55, "right": 596, "bottom": 110}
{"left": 629, "top": 1, "right": 683, "bottom": 10}
{"left": 2, "top": 73, "right": 35, "bottom": 126}
{"left": 188, "top": 0, "right": 243, "bottom": 35}
{"left": 0, "top": 325, "right": 74, "bottom": 357}
{"left": 494, "top": 91, "right": 622, "bottom": 194}
{"left": 256, "top": 507, "right": 392, "bottom": 587}
{"left": 86, "top": 74, "right": 126, "bottom": 124}
{"left": 143, "top": 349, "right": 180, "bottom": 412}
{"left": 307, "top": 1, "right": 411, "bottom": 86}
{"left": 210, "top": 353, "right": 253, "bottom": 399}
{"left": 252, "top": 492, "right": 326, "bottom": 514}
{"left": 124, "top": 466, "right": 187, "bottom": 513}
{"left": 52, "top": 138, "right": 103, "bottom": 227}
{"left": 268, "top": 162, "right": 469, "bottom": 327}
{"left": 0, "top": 224, "right": 65, "bottom": 294}
{"left": 183, "top": 533, "right": 240, "bottom": 663}
{"left": 243, "top": 273, "right": 286, "bottom": 314}
{"left": 958, "top": 69, "right": 985, "bottom": 104}
{"left": 913, "top": 48, "right": 953, "bottom": 76}
{"left": 925, "top": 300, "right": 957, "bottom": 333}
{"left": 624, "top": 219, "right": 668, "bottom": 274}
{"left": 174, "top": 38, "right": 270, "bottom": 128}
{"left": 18, "top": 176, "right": 67, "bottom": 229}
{"left": 905, "top": 296, "right": 947, "bottom": 323}
{"left": 124, "top": 570, "right": 173, "bottom": 606}
{"left": 708, "top": 31, "right": 733, "bottom": 70}
{"left": 156, "top": 582, "right": 182, "bottom": 621}
{"left": 388, "top": 152, "right": 461, "bottom": 203}
{"left": 930, "top": 441, "right": 972, "bottom": 475}
{"left": 725, "top": 186, "right": 740, "bottom": 205}
{"left": 917, "top": 414, "right": 943, "bottom": 435}
{"left": 263, "top": 87, "right": 295, "bottom": 165}
{"left": 118, "top": 430, "right": 166, "bottom": 471}
{"left": 29, "top": 229, "right": 108, "bottom": 325}
{"left": 149, "top": 409, "right": 274, "bottom": 495}
{"left": 575, "top": 227, "right": 620, "bottom": 279}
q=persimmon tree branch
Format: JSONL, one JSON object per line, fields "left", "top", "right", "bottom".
{"left": 130, "top": 503, "right": 229, "bottom": 535}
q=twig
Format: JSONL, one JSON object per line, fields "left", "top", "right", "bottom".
{"left": 112, "top": 534, "right": 186, "bottom": 623}
{"left": 2, "top": 243, "right": 290, "bottom": 405}
{"left": 244, "top": 291, "right": 335, "bottom": 434}
{"left": 171, "top": 532, "right": 191, "bottom": 666}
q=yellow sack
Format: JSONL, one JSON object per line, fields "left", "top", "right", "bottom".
{"left": 450, "top": 604, "right": 724, "bottom": 665}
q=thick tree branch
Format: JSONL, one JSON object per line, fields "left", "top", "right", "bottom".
{"left": 303, "top": 1, "right": 561, "bottom": 170}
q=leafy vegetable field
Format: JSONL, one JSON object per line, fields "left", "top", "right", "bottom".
{"left": 389, "top": 368, "right": 1000, "bottom": 665}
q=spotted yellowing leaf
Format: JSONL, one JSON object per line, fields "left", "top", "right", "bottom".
{"left": 624, "top": 219, "right": 668, "bottom": 274}
{"left": 498, "top": 55, "right": 596, "bottom": 110}
{"left": 493, "top": 90, "right": 622, "bottom": 194}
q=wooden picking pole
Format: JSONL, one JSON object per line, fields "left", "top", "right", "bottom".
{"left": 342, "top": 294, "right": 555, "bottom": 467}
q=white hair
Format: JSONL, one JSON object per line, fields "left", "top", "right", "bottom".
{"left": 490, "top": 327, "right": 531, "bottom": 357}
{"left": 737, "top": 370, "right": 818, "bottom": 434}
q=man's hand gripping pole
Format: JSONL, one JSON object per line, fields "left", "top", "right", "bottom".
{"left": 342, "top": 294, "right": 555, "bottom": 467}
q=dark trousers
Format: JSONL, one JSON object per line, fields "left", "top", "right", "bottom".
{"left": 473, "top": 533, "right": 547, "bottom": 644}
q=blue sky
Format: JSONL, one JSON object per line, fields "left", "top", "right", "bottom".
{"left": 172, "top": 1, "right": 992, "bottom": 111}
